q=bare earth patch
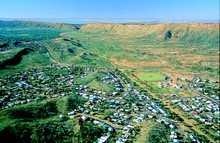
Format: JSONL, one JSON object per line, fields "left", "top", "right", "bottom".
{"left": 176, "top": 55, "right": 203, "bottom": 64}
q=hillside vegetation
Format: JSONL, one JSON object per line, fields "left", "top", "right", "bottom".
{"left": 81, "top": 23, "right": 219, "bottom": 47}
{"left": 61, "top": 23, "right": 220, "bottom": 79}
{"left": 0, "top": 21, "right": 76, "bottom": 44}
{"left": 1, "top": 22, "right": 219, "bottom": 80}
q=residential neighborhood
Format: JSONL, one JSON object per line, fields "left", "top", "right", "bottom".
{"left": 1, "top": 65, "right": 217, "bottom": 142}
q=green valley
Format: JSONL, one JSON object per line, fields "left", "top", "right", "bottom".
{"left": 0, "top": 21, "right": 219, "bottom": 143}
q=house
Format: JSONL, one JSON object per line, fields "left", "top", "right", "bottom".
{"left": 81, "top": 115, "right": 88, "bottom": 121}
{"left": 169, "top": 123, "right": 176, "bottom": 129}
{"left": 59, "top": 115, "right": 66, "bottom": 120}
{"left": 68, "top": 111, "right": 75, "bottom": 116}
{"left": 133, "top": 116, "right": 143, "bottom": 123}
{"left": 98, "top": 135, "right": 109, "bottom": 143}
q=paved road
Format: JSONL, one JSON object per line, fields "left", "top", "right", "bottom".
{"left": 77, "top": 113, "right": 123, "bottom": 130}
{"left": 188, "top": 82, "right": 219, "bottom": 104}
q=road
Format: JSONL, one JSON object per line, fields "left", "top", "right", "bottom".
{"left": 188, "top": 82, "right": 219, "bottom": 104}
{"left": 77, "top": 113, "right": 123, "bottom": 130}
{"left": 46, "top": 47, "right": 71, "bottom": 67}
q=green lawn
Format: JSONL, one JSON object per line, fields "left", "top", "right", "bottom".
{"left": 88, "top": 80, "right": 113, "bottom": 93}
{"left": 137, "top": 72, "right": 165, "bottom": 82}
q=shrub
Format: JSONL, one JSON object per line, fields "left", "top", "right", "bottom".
{"left": 8, "top": 100, "right": 58, "bottom": 119}
{"left": 67, "top": 94, "right": 87, "bottom": 111}
{"left": 81, "top": 122, "right": 104, "bottom": 143}
{"left": 148, "top": 124, "right": 170, "bottom": 143}
{"left": 0, "top": 123, "right": 32, "bottom": 143}
{"left": 32, "top": 121, "right": 74, "bottom": 143}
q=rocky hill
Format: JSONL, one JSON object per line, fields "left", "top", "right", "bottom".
{"left": 81, "top": 23, "right": 219, "bottom": 47}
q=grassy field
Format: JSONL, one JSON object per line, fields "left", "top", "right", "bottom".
{"left": 88, "top": 81, "right": 113, "bottom": 93}
{"left": 134, "top": 121, "right": 155, "bottom": 143}
{"left": 60, "top": 23, "right": 219, "bottom": 80}
{"left": 1, "top": 22, "right": 219, "bottom": 80}
{"left": 136, "top": 72, "right": 165, "bottom": 82}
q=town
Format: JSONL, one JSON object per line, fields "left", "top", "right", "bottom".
{"left": 1, "top": 64, "right": 218, "bottom": 142}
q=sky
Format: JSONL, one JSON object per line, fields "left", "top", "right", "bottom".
{"left": 0, "top": 0, "right": 219, "bottom": 21}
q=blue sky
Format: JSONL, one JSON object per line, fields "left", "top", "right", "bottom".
{"left": 0, "top": 0, "right": 219, "bottom": 20}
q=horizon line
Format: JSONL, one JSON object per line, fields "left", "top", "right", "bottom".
{"left": 0, "top": 18, "right": 219, "bottom": 24}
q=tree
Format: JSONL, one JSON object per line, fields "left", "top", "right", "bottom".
{"left": 32, "top": 121, "right": 74, "bottom": 143}
{"left": 0, "top": 123, "right": 32, "bottom": 143}
{"left": 81, "top": 122, "right": 104, "bottom": 143}
{"left": 102, "top": 109, "right": 114, "bottom": 119}
{"left": 148, "top": 124, "right": 170, "bottom": 143}
{"left": 165, "top": 30, "right": 172, "bottom": 40}
{"left": 67, "top": 94, "right": 87, "bottom": 111}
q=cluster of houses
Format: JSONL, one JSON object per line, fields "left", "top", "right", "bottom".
{"left": 189, "top": 134, "right": 201, "bottom": 143}
{"left": 69, "top": 70, "right": 186, "bottom": 142}
{"left": 157, "top": 118, "right": 177, "bottom": 129}
{"left": 0, "top": 65, "right": 97, "bottom": 109}
{"left": 63, "top": 113, "right": 114, "bottom": 143}
{"left": 171, "top": 96, "right": 219, "bottom": 136}
{"left": 61, "top": 109, "right": 136, "bottom": 143}
{"left": 116, "top": 125, "right": 135, "bottom": 143}
{"left": 74, "top": 70, "right": 171, "bottom": 124}
{"left": 156, "top": 118, "right": 184, "bottom": 143}
{"left": 146, "top": 102, "right": 167, "bottom": 116}
{"left": 191, "top": 76, "right": 219, "bottom": 100}
{"left": 158, "top": 76, "right": 187, "bottom": 90}
{"left": 1, "top": 64, "right": 212, "bottom": 142}
{"left": 156, "top": 117, "right": 202, "bottom": 143}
